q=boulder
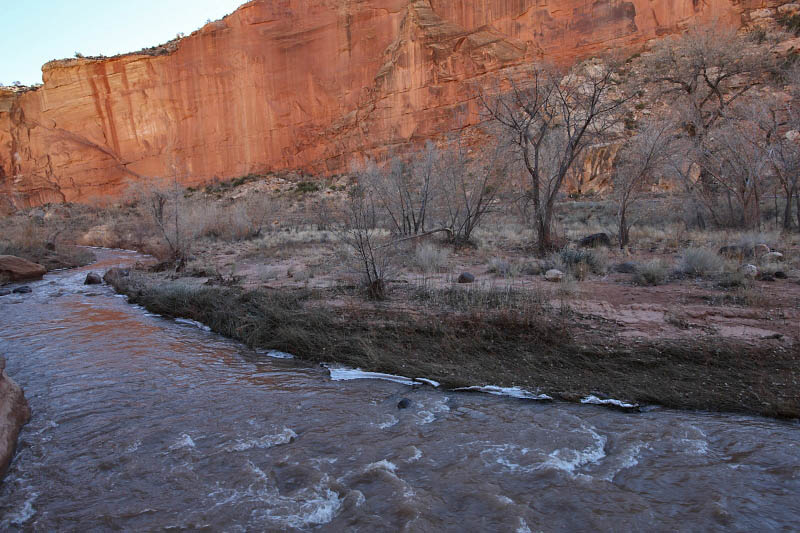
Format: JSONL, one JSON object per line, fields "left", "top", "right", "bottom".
{"left": 0, "top": 357, "right": 31, "bottom": 479}
{"left": 12, "top": 286, "right": 32, "bottom": 294}
{"left": 613, "top": 261, "right": 637, "bottom": 274}
{"left": 579, "top": 233, "right": 611, "bottom": 248}
{"left": 545, "top": 269, "right": 564, "bottom": 282}
{"left": 0, "top": 255, "right": 46, "bottom": 283}
{"left": 739, "top": 264, "right": 759, "bottom": 278}
{"left": 84, "top": 272, "right": 103, "bottom": 285}
{"left": 763, "top": 252, "right": 784, "bottom": 262}
{"left": 457, "top": 272, "right": 475, "bottom": 284}
{"left": 397, "top": 398, "right": 412, "bottom": 409}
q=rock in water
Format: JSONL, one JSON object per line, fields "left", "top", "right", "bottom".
{"left": 0, "top": 255, "right": 46, "bottom": 282}
{"left": 545, "top": 269, "right": 564, "bottom": 282}
{"left": 458, "top": 272, "right": 475, "bottom": 284}
{"left": 12, "top": 286, "right": 32, "bottom": 294}
{"left": 397, "top": 398, "right": 412, "bottom": 409}
{"left": 579, "top": 233, "right": 611, "bottom": 248}
{"left": 0, "top": 357, "right": 31, "bottom": 479}
{"left": 84, "top": 272, "right": 102, "bottom": 285}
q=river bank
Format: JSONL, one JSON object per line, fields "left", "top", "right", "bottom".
{"left": 0, "top": 357, "right": 30, "bottom": 479}
{"left": 105, "top": 267, "right": 800, "bottom": 420}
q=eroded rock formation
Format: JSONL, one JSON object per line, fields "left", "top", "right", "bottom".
{"left": 0, "top": 0, "right": 791, "bottom": 209}
{"left": 0, "top": 357, "right": 30, "bottom": 478}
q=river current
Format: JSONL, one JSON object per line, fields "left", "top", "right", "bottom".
{"left": 0, "top": 249, "right": 798, "bottom": 531}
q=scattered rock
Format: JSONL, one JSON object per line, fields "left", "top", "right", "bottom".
{"left": 758, "top": 273, "right": 775, "bottom": 282}
{"left": 103, "top": 268, "right": 130, "bottom": 284}
{"left": 397, "top": 398, "right": 412, "bottom": 409}
{"left": 12, "top": 286, "right": 32, "bottom": 294}
{"left": 84, "top": 272, "right": 102, "bottom": 285}
{"left": 545, "top": 269, "right": 564, "bottom": 282}
{"left": 0, "top": 255, "right": 47, "bottom": 283}
{"left": 774, "top": 271, "right": 788, "bottom": 279}
{"left": 613, "top": 261, "right": 637, "bottom": 274}
{"left": 457, "top": 272, "right": 475, "bottom": 284}
{"left": 739, "top": 264, "right": 759, "bottom": 278}
{"left": 579, "top": 233, "right": 611, "bottom": 248}
{"left": 763, "top": 252, "right": 784, "bottom": 262}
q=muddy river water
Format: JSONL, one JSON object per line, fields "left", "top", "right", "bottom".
{"left": 0, "top": 249, "right": 798, "bottom": 531}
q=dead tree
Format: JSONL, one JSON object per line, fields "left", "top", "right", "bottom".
{"left": 482, "top": 59, "right": 629, "bottom": 253}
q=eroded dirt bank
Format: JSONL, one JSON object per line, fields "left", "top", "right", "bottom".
{"left": 105, "top": 268, "right": 800, "bottom": 420}
{"left": 0, "top": 357, "right": 31, "bottom": 479}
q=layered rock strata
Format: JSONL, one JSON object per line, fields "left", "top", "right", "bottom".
{"left": 0, "top": 0, "right": 792, "bottom": 209}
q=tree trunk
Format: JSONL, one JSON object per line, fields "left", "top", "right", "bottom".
{"left": 619, "top": 210, "right": 630, "bottom": 250}
{"left": 785, "top": 184, "right": 796, "bottom": 231}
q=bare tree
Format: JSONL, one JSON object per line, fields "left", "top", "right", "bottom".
{"left": 358, "top": 142, "right": 440, "bottom": 236}
{"left": 482, "top": 59, "right": 629, "bottom": 253}
{"left": 645, "top": 23, "right": 774, "bottom": 140}
{"left": 613, "top": 120, "right": 675, "bottom": 248}
{"left": 337, "top": 184, "right": 395, "bottom": 299}
{"left": 437, "top": 134, "right": 509, "bottom": 244}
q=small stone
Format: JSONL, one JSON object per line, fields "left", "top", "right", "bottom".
{"left": 763, "top": 252, "right": 784, "bottom": 262}
{"left": 457, "top": 272, "right": 475, "bottom": 284}
{"left": 397, "top": 398, "right": 412, "bottom": 409}
{"left": 739, "top": 264, "right": 759, "bottom": 278}
{"left": 12, "top": 286, "right": 32, "bottom": 294}
{"left": 84, "top": 272, "right": 102, "bottom": 285}
{"left": 545, "top": 269, "right": 564, "bottom": 282}
{"left": 774, "top": 271, "right": 788, "bottom": 279}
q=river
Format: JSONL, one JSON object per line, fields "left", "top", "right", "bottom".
{"left": 0, "top": 249, "right": 798, "bottom": 531}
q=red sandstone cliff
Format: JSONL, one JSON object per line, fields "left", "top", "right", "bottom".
{"left": 0, "top": 0, "right": 791, "bottom": 209}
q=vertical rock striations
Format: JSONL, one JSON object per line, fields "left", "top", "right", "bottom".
{"left": 0, "top": 0, "right": 791, "bottom": 208}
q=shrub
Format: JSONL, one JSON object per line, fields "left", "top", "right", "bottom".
{"left": 633, "top": 259, "right": 671, "bottom": 286}
{"left": 548, "top": 248, "right": 607, "bottom": 280}
{"left": 679, "top": 248, "right": 724, "bottom": 277}
{"left": 414, "top": 243, "right": 450, "bottom": 274}
{"left": 295, "top": 181, "right": 320, "bottom": 194}
{"left": 487, "top": 257, "right": 521, "bottom": 278}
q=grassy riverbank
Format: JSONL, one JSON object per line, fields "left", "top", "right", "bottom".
{"left": 106, "top": 268, "right": 799, "bottom": 420}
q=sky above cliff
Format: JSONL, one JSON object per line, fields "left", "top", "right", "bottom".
{"left": 0, "top": 0, "right": 245, "bottom": 86}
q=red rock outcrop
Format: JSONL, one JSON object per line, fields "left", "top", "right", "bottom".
{"left": 0, "top": 255, "right": 47, "bottom": 282}
{"left": 0, "top": 0, "right": 791, "bottom": 209}
{"left": 0, "top": 357, "right": 30, "bottom": 478}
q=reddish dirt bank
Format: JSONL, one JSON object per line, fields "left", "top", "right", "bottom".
{"left": 0, "top": 357, "right": 31, "bottom": 478}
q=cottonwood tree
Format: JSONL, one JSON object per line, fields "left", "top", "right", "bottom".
{"left": 358, "top": 142, "right": 440, "bottom": 236}
{"left": 437, "top": 135, "right": 509, "bottom": 244}
{"left": 613, "top": 120, "right": 675, "bottom": 248}
{"left": 645, "top": 24, "right": 775, "bottom": 140}
{"left": 482, "top": 59, "right": 630, "bottom": 253}
{"left": 337, "top": 184, "right": 395, "bottom": 299}
{"left": 646, "top": 24, "right": 776, "bottom": 229}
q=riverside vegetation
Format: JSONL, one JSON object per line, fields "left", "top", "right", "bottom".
{"left": 2, "top": 24, "right": 800, "bottom": 418}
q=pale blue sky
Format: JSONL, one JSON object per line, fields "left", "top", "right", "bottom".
{"left": 0, "top": 0, "right": 246, "bottom": 86}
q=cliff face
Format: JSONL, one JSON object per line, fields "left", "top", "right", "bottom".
{"left": 0, "top": 0, "right": 789, "bottom": 208}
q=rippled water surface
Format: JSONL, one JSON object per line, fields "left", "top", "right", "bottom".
{"left": 1, "top": 250, "right": 798, "bottom": 531}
